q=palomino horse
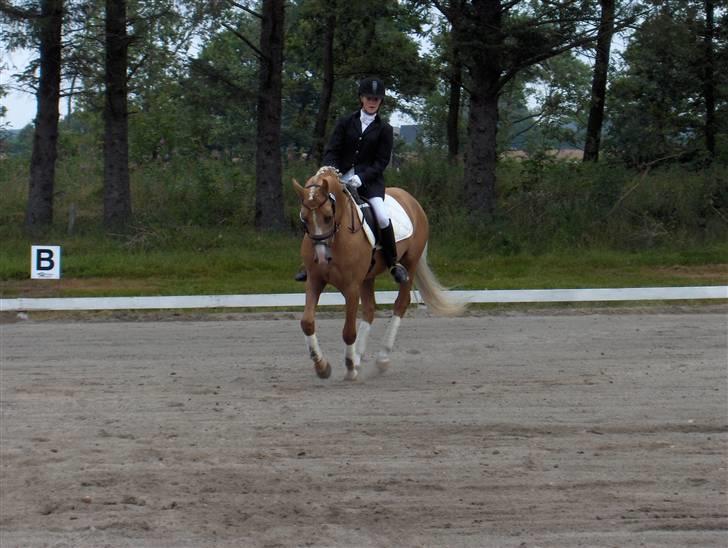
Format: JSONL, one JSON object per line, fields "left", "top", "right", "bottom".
{"left": 293, "top": 166, "right": 464, "bottom": 380}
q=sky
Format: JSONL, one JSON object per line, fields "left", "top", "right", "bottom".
{"left": 1, "top": 48, "right": 36, "bottom": 129}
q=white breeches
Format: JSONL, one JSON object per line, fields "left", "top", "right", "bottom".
{"left": 368, "top": 196, "right": 389, "bottom": 228}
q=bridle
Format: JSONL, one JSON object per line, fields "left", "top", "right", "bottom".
{"left": 299, "top": 182, "right": 362, "bottom": 245}
{"left": 299, "top": 184, "right": 339, "bottom": 243}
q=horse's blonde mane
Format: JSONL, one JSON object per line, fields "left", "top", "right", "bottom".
{"left": 315, "top": 165, "right": 342, "bottom": 180}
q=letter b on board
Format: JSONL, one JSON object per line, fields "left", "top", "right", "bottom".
{"left": 31, "top": 245, "right": 61, "bottom": 279}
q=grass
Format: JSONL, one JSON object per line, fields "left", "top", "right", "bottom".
{"left": 2, "top": 152, "right": 726, "bottom": 301}
{"left": 1, "top": 226, "right": 726, "bottom": 299}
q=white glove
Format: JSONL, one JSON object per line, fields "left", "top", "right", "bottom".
{"left": 347, "top": 174, "right": 362, "bottom": 188}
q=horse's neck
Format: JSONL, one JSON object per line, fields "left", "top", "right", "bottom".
{"left": 333, "top": 185, "right": 360, "bottom": 236}
{"left": 332, "top": 184, "right": 349, "bottom": 221}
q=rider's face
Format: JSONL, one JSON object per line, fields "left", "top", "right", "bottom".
{"left": 361, "top": 95, "right": 382, "bottom": 114}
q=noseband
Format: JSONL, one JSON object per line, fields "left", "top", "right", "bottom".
{"left": 299, "top": 184, "right": 339, "bottom": 243}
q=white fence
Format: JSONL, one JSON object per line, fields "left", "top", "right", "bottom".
{"left": 2, "top": 286, "right": 726, "bottom": 312}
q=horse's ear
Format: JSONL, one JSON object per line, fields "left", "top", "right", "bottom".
{"left": 320, "top": 177, "right": 329, "bottom": 195}
{"left": 292, "top": 178, "right": 305, "bottom": 199}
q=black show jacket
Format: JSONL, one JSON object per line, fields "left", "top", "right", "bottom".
{"left": 323, "top": 111, "right": 393, "bottom": 199}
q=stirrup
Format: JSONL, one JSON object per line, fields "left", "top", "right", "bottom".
{"left": 294, "top": 270, "right": 307, "bottom": 282}
{"left": 390, "top": 263, "right": 408, "bottom": 284}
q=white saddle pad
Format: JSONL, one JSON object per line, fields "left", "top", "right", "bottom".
{"left": 358, "top": 195, "right": 414, "bottom": 248}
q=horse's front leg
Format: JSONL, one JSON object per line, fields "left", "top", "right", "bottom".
{"left": 354, "top": 277, "right": 376, "bottom": 368}
{"left": 376, "top": 279, "right": 413, "bottom": 371}
{"left": 301, "top": 279, "right": 331, "bottom": 379}
{"left": 342, "top": 287, "right": 360, "bottom": 381}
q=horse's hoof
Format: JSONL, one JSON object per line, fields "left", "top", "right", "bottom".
{"left": 375, "top": 357, "right": 390, "bottom": 372}
{"left": 315, "top": 360, "right": 331, "bottom": 379}
{"left": 344, "top": 367, "right": 359, "bottom": 381}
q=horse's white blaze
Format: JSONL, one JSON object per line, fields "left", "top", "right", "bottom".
{"left": 354, "top": 321, "right": 371, "bottom": 366}
{"left": 377, "top": 315, "right": 401, "bottom": 365}
{"left": 311, "top": 210, "right": 322, "bottom": 235}
{"left": 305, "top": 334, "right": 323, "bottom": 362}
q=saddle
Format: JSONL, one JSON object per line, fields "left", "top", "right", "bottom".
{"left": 345, "top": 187, "right": 413, "bottom": 248}
{"left": 347, "top": 187, "right": 381, "bottom": 245}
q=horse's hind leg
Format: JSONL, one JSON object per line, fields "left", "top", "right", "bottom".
{"left": 376, "top": 279, "right": 413, "bottom": 371}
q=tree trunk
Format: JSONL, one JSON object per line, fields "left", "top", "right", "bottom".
{"left": 703, "top": 0, "right": 715, "bottom": 159}
{"left": 463, "top": 85, "right": 499, "bottom": 218}
{"left": 25, "top": 0, "right": 63, "bottom": 232}
{"left": 458, "top": 1, "right": 501, "bottom": 217}
{"left": 446, "top": 50, "right": 462, "bottom": 163}
{"left": 103, "top": 0, "right": 132, "bottom": 229}
{"left": 255, "top": 0, "right": 286, "bottom": 231}
{"left": 312, "top": 3, "right": 335, "bottom": 165}
{"left": 583, "top": 0, "right": 615, "bottom": 162}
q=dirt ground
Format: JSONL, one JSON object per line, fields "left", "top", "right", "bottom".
{"left": 1, "top": 307, "right": 726, "bottom": 547}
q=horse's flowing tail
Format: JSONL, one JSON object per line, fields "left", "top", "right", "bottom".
{"left": 413, "top": 243, "right": 466, "bottom": 317}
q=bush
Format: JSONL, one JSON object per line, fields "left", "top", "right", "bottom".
{"left": 2, "top": 145, "right": 726, "bottom": 254}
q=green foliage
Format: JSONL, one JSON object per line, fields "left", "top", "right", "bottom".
{"left": 606, "top": 3, "right": 728, "bottom": 164}
{"left": 4, "top": 142, "right": 725, "bottom": 253}
{"left": 495, "top": 158, "right": 727, "bottom": 252}
{"left": 389, "top": 150, "right": 728, "bottom": 255}
{"left": 285, "top": 0, "right": 435, "bottom": 129}
{"left": 2, "top": 148, "right": 726, "bottom": 298}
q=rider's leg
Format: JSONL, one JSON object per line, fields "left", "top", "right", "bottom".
{"left": 369, "top": 197, "right": 408, "bottom": 284}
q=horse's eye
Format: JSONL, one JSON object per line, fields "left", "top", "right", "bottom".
{"left": 323, "top": 215, "right": 333, "bottom": 224}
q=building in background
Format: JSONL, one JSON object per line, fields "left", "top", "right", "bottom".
{"left": 394, "top": 125, "right": 419, "bottom": 145}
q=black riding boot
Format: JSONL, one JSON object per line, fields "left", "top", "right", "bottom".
{"left": 294, "top": 267, "right": 307, "bottom": 282}
{"left": 380, "top": 221, "right": 408, "bottom": 284}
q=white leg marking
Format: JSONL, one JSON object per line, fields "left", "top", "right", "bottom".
{"left": 376, "top": 315, "right": 401, "bottom": 370}
{"left": 305, "top": 334, "right": 323, "bottom": 363}
{"left": 354, "top": 321, "right": 371, "bottom": 366}
{"left": 344, "top": 344, "right": 358, "bottom": 380}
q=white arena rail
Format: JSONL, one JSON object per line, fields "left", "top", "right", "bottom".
{"left": 1, "top": 286, "right": 726, "bottom": 312}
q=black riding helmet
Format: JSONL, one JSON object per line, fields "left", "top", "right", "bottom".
{"left": 358, "top": 77, "right": 386, "bottom": 98}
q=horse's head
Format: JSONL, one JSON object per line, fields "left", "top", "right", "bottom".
{"left": 293, "top": 170, "right": 342, "bottom": 263}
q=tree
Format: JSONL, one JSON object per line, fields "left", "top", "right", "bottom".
{"left": 583, "top": 0, "right": 615, "bottom": 161}
{"left": 285, "top": 0, "right": 433, "bottom": 159}
{"left": 507, "top": 53, "right": 592, "bottom": 152}
{"left": 309, "top": 0, "right": 336, "bottom": 164}
{"left": 254, "top": 0, "right": 285, "bottom": 230}
{"left": 103, "top": 0, "right": 132, "bottom": 229}
{"left": 0, "top": 66, "right": 7, "bottom": 137}
{"left": 60, "top": 0, "right": 217, "bottom": 226}
{"left": 703, "top": 0, "right": 716, "bottom": 159}
{"left": 1, "top": 0, "right": 63, "bottom": 232}
{"left": 255, "top": 0, "right": 285, "bottom": 229}
{"left": 439, "top": 19, "right": 463, "bottom": 162}
{"left": 606, "top": 1, "right": 727, "bottom": 165}
{"left": 220, "top": 1, "right": 286, "bottom": 230}
{"left": 428, "top": 1, "right": 638, "bottom": 217}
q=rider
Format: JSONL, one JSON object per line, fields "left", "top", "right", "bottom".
{"left": 295, "top": 77, "right": 408, "bottom": 284}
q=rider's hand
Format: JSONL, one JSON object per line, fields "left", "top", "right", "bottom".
{"left": 348, "top": 175, "right": 362, "bottom": 188}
